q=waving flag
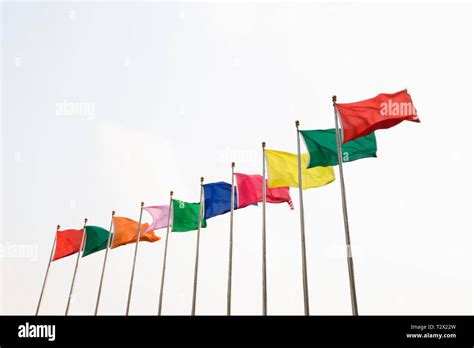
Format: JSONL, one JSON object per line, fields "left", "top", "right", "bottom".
{"left": 336, "top": 89, "right": 420, "bottom": 143}
{"left": 235, "top": 173, "right": 294, "bottom": 209}
{"left": 203, "top": 182, "right": 237, "bottom": 219}
{"left": 300, "top": 129, "right": 377, "bottom": 168}
{"left": 144, "top": 205, "right": 171, "bottom": 232}
{"left": 111, "top": 217, "right": 160, "bottom": 248}
{"left": 52, "top": 228, "right": 84, "bottom": 261}
{"left": 266, "top": 150, "right": 335, "bottom": 189}
{"left": 172, "top": 199, "right": 207, "bottom": 232}
{"left": 82, "top": 226, "right": 110, "bottom": 257}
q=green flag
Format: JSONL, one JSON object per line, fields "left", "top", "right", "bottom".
{"left": 82, "top": 225, "right": 111, "bottom": 257}
{"left": 300, "top": 129, "right": 377, "bottom": 168}
{"left": 172, "top": 199, "right": 207, "bottom": 232}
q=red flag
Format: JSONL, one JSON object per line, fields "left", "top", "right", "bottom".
{"left": 235, "top": 173, "right": 294, "bottom": 209}
{"left": 336, "top": 89, "right": 420, "bottom": 143}
{"left": 52, "top": 229, "right": 85, "bottom": 261}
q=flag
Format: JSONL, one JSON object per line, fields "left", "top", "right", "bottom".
{"left": 144, "top": 205, "right": 171, "bottom": 232}
{"left": 203, "top": 182, "right": 237, "bottom": 219}
{"left": 266, "top": 150, "right": 335, "bottom": 189}
{"left": 52, "top": 228, "right": 84, "bottom": 261}
{"left": 111, "top": 217, "right": 160, "bottom": 248}
{"left": 172, "top": 199, "right": 207, "bottom": 232}
{"left": 82, "top": 226, "right": 111, "bottom": 257}
{"left": 300, "top": 129, "right": 377, "bottom": 168}
{"left": 336, "top": 89, "right": 420, "bottom": 143}
{"left": 235, "top": 173, "right": 294, "bottom": 209}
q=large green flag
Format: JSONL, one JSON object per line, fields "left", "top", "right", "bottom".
{"left": 300, "top": 129, "right": 377, "bottom": 168}
{"left": 82, "top": 225, "right": 111, "bottom": 257}
{"left": 172, "top": 199, "right": 207, "bottom": 232}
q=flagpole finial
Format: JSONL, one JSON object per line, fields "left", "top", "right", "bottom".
{"left": 57, "top": 224, "right": 60, "bottom": 230}
{"left": 295, "top": 120, "right": 300, "bottom": 127}
{"left": 231, "top": 162, "right": 235, "bottom": 168}
{"left": 112, "top": 210, "right": 115, "bottom": 216}
{"left": 84, "top": 218, "right": 88, "bottom": 224}
{"left": 262, "top": 141, "right": 266, "bottom": 148}
{"left": 200, "top": 177, "right": 204, "bottom": 183}
{"left": 332, "top": 95, "right": 337, "bottom": 103}
{"left": 170, "top": 190, "right": 174, "bottom": 196}
{"left": 141, "top": 202, "right": 144, "bottom": 207}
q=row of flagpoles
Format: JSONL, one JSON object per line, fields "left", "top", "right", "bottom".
{"left": 35, "top": 90, "right": 420, "bottom": 316}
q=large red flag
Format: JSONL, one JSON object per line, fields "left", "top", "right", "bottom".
{"left": 336, "top": 89, "right": 420, "bottom": 143}
{"left": 52, "top": 229, "right": 85, "bottom": 261}
{"left": 235, "top": 173, "right": 294, "bottom": 209}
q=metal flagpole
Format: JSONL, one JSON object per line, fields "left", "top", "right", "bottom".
{"left": 65, "top": 218, "right": 87, "bottom": 316}
{"left": 295, "top": 120, "right": 310, "bottom": 316}
{"left": 94, "top": 210, "right": 115, "bottom": 315}
{"left": 227, "top": 162, "right": 235, "bottom": 315}
{"left": 126, "top": 202, "right": 145, "bottom": 316}
{"left": 191, "top": 177, "right": 204, "bottom": 316}
{"left": 261, "top": 142, "right": 267, "bottom": 316}
{"left": 35, "top": 225, "right": 59, "bottom": 315}
{"left": 158, "top": 191, "right": 174, "bottom": 316}
{"left": 332, "top": 95, "right": 359, "bottom": 316}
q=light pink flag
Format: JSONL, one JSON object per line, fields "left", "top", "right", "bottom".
{"left": 144, "top": 205, "right": 171, "bottom": 232}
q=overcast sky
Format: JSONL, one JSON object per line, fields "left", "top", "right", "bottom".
{"left": 1, "top": 1, "right": 472, "bottom": 315}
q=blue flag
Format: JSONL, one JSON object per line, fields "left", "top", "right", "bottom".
{"left": 203, "top": 182, "right": 238, "bottom": 220}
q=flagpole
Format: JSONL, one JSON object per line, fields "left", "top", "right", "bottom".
{"left": 65, "top": 218, "right": 87, "bottom": 316}
{"left": 295, "top": 121, "right": 310, "bottom": 316}
{"left": 227, "top": 162, "right": 235, "bottom": 315}
{"left": 191, "top": 177, "right": 204, "bottom": 316}
{"left": 261, "top": 142, "right": 267, "bottom": 316}
{"left": 126, "top": 202, "right": 144, "bottom": 316}
{"left": 158, "top": 191, "right": 174, "bottom": 316}
{"left": 94, "top": 210, "right": 115, "bottom": 315}
{"left": 333, "top": 95, "right": 359, "bottom": 316}
{"left": 35, "top": 225, "right": 59, "bottom": 315}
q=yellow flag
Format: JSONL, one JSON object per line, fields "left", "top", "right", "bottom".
{"left": 266, "top": 150, "right": 335, "bottom": 190}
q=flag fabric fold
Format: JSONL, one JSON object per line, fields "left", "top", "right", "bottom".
{"left": 300, "top": 129, "right": 377, "bottom": 168}
{"left": 82, "top": 225, "right": 111, "bottom": 257}
{"left": 266, "top": 150, "right": 335, "bottom": 189}
{"left": 336, "top": 89, "right": 420, "bottom": 143}
{"left": 111, "top": 217, "right": 160, "bottom": 249}
{"left": 203, "top": 182, "right": 237, "bottom": 219}
{"left": 52, "top": 228, "right": 84, "bottom": 261}
{"left": 235, "top": 173, "right": 294, "bottom": 209}
{"left": 144, "top": 205, "right": 171, "bottom": 232}
{"left": 172, "top": 199, "right": 207, "bottom": 232}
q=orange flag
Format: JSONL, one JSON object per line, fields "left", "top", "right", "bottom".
{"left": 112, "top": 217, "right": 160, "bottom": 248}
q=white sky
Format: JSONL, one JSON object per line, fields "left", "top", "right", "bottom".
{"left": 1, "top": 1, "right": 472, "bottom": 315}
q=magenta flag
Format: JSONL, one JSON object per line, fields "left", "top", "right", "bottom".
{"left": 144, "top": 205, "right": 171, "bottom": 232}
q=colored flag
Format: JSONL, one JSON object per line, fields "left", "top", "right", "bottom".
{"left": 111, "top": 217, "right": 160, "bottom": 249}
{"left": 266, "top": 150, "right": 335, "bottom": 189}
{"left": 172, "top": 199, "right": 207, "bottom": 232}
{"left": 203, "top": 182, "right": 237, "bottom": 219}
{"left": 52, "top": 228, "right": 84, "bottom": 261}
{"left": 300, "top": 129, "right": 377, "bottom": 168}
{"left": 235, "top": 173, "right": 294, "bottom": 209}
{"left": 336, "top": 89, "right": 420, "bottom": 143}
{"left": 82, "top": 226, "right": 111, "bottom": 257}
{"left": 144, "top": 205, "right": 171, "bottom": 232}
